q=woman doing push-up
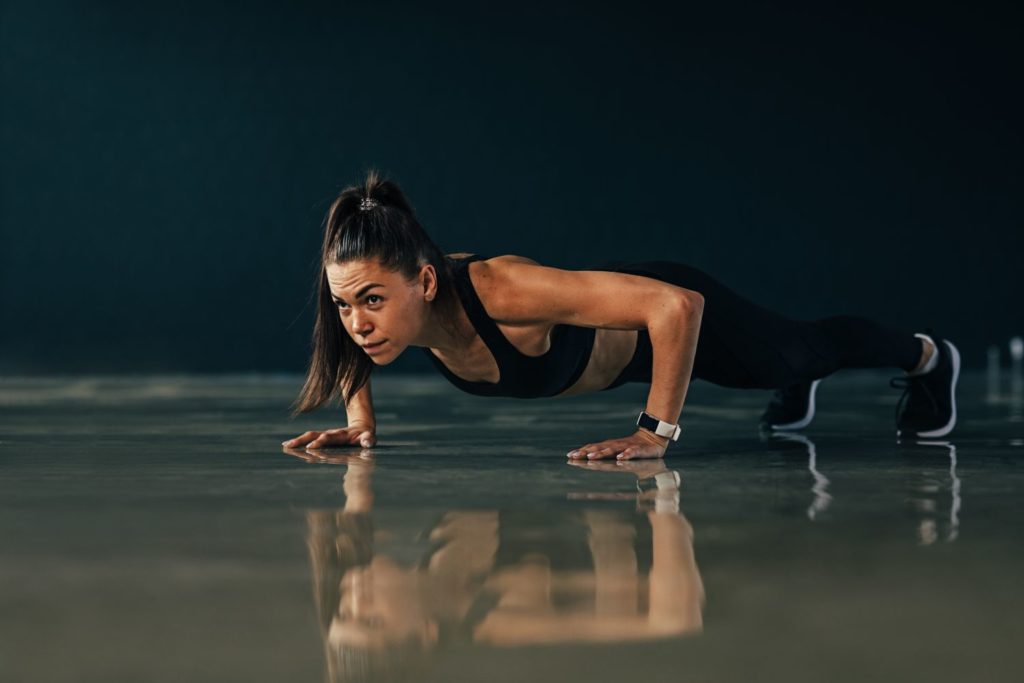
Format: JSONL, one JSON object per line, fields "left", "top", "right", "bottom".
{"left": 284, "top": 171, "right": 960, "bottom": 460}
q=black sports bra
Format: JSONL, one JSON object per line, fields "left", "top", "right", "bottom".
{"left": 420, "top": 255, "right": 597, "bottom": 398}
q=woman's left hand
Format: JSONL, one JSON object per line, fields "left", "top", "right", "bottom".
{"left": 567, "top": 429, "right": 670, "bottom": 461}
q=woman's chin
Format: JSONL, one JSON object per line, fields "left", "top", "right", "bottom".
{"left": 368, "top": 344, "right": 400, "bottom": 364}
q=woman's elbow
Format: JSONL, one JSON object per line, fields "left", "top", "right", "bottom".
{"left": 688, "top": 290, "right": 705, "bottom": 312}
{"left": 649, "top": 288, "right": 703, "bottom": 326}
{"left": 675, "top": 289, "right": 704, "bottom": 318}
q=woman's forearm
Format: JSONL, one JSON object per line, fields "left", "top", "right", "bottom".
{"left": 642, "top": 293, "right": 703, "bottom": 434}
{"left": 345, "top": 377, "right": 376, "bottom": 427}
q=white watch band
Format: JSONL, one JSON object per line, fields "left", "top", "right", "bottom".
{"left": 656, "top": 422, "right": 681, "bottom": 441}
{"left": 636, "top": 411, "right": 682, "bottom": 441}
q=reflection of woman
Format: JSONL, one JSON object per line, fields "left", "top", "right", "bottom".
{"left": 302, "top": 454, "right": 703, "bottom": 682}
{"left": 284, "top": 170, "right": 960, "bottom": 460}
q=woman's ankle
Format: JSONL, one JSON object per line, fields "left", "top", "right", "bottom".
{"left": 908, "top": 334, "right": 937, "bottom": 375}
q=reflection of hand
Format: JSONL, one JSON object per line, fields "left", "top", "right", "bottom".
{"left": 567, "top": 458, "right": 670, "bottom": 481}
{"left": 282, "top": 446, "right": 374, "bottom": 465}
{"left": 566, "top": 492, "right": 645, "bottom": 502}
{"left": 567, "top": 460, "right": 680, "bottom": 511}
{"left": 282, "top": 422, "right": 376, "bottom": 450}
{"left": 566, "top": 429, "right": 668, "bottom": 461}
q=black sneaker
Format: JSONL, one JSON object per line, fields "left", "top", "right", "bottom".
{"left": 759, "top": 379, "right": 821, "bottom": 431}
{"left": 889, "top": 333, "right": 960, "bottom": 439}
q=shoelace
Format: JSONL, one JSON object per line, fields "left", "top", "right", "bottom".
{"left": 889, "top": 375, "right": 939, "bottom": 423}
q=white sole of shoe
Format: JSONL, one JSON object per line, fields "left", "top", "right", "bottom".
{"left": 771, "top": 379, "right": 821, "bottom": 431}
{"left": 901, "top": 340, "right": 960, "bottom": 439}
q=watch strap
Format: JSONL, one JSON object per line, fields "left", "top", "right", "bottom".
{"left": 636, "top": 411, "right": 681, "bottom": 441}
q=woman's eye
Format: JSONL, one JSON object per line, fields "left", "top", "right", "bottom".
{"left": 335, "top": 295, "right": 381, "bottom": 309}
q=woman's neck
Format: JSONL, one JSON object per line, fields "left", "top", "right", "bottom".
{"left": 416, "top": 297, "right": 477, "bottom": 355}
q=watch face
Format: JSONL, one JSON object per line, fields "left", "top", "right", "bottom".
{"left": 638, "top": 412, "right": 679, "bottom": 440}
{"left": 638, "top": 412, "right": 660, "bottom": 431}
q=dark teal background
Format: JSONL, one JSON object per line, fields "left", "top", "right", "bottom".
{"left": 2, "top": 1, "right": 1021, "bottom": 374}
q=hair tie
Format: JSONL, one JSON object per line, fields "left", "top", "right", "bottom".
{"left": 359, "top": 197, "right": 379, "bottom": 211}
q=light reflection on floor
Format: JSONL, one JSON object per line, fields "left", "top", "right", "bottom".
{"left": 1, "top": 371, "right": 1022, "bottom": 683}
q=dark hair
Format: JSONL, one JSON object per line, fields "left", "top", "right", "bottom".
{"left": 291, "top": 169, "right": 464, "bottom": 415}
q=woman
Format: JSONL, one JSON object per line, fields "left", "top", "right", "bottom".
{"left": 284, "top": 171, "right": 960, "bottom": 460}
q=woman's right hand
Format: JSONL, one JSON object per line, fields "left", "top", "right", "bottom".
{"left": 282, "top": 422, "right": 376, "bottom": 450}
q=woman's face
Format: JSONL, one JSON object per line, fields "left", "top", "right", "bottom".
{"left": 328, "top": 556, "right": 437, "bottom": 648}
{"left": 325, "top": 258, "right": 435, "bottom": 364}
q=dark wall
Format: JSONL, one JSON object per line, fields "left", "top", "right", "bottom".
{"left": 2, "top": 0, "right": 1021, "bottom": 375}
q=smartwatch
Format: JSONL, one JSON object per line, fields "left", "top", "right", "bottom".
{"left": 636, "top": 411, "right": 682, "bottom": 441}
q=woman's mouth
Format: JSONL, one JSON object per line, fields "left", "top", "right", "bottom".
{"left": 363, "top": 340, "right": 387, "bottom": 355}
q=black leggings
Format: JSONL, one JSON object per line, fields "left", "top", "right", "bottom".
{"left": 596, "top": 260, "right": 923, "bottom": 391}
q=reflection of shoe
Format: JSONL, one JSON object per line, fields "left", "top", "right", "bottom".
{"left": 759, "top": 379, "right": 821, "bottom": 431}
{"left": 890, "top": 333, "right": 960, "bottom": 439}
{"left": 766, "top": 433, "right": 830, "bottom": 520}
{"left": 896, "top": 439, "right": 960, "bottom": 544}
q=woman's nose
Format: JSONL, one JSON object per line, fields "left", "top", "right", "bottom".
{"left": 351, "top": 312, "right": 373, "bottom": 336}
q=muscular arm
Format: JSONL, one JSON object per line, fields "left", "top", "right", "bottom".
{"left": 646, "top": 294, "right": 703, "bottom": 435}
{"left": 481, "top": 258, "right": 704, "bottom": 452}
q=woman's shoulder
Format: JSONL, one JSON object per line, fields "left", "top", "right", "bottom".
{"left": 454, "top": 254, "right": 544, "bottom": 294}
{"left": 492, "top": 254, "right": 541, "bottom": 266}
{"left": 446, "top": 254, "right": 545, "bottom": 317}
{"left": 446, "top": 252, "right": 541, "bottom": 267}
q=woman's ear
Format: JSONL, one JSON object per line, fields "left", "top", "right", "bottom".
{"left": 420, "top": 264, "right": 438, "bottom": 302}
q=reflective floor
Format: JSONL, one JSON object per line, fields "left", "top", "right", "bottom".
{"left": 1, "top": 371, "right": 1022, "bottom": 683}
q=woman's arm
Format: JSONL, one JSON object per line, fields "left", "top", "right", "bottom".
{"left": 478, "top": 259, "right": 704, "bottom": 459}
{"left": 283, "top": 377, "right": 377, "bottom": 450}
{"left": 345, "top": 377, "right": 376, "bottom": 431}
{"left": 644, "top": 294, "right": 703, "bottom": 445}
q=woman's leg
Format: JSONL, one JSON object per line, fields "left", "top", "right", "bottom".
{"left": 598, "top": 259, "right": 956, "bottom": 436}
{"left": 600, "top": 260, "right": 925, "bottom": 390}
{"left": 801, "top": 315, "right": 924, "bottom": 378}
